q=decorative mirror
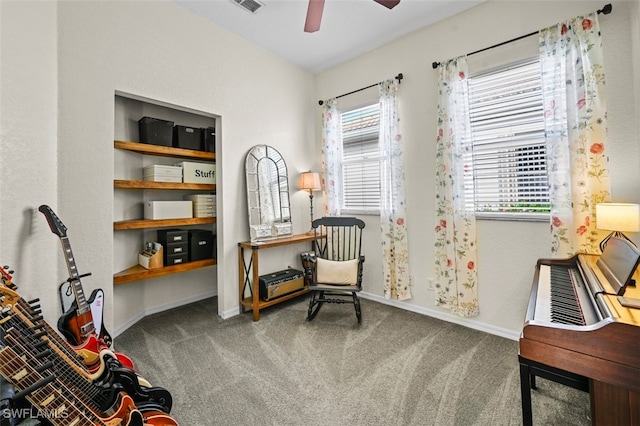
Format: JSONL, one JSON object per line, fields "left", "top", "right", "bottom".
{"left": 245, "top": 145, "right": 293, "bottom": 241}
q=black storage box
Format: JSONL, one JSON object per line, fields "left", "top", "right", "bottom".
{"left": 188, "top": 229, "right": 215, "bottom": 261}
{"left": 173, "top": 125, "right": 202, "bottom": 151}
{"left": 138, "top": 116, "right": 174, "bottom": 146}
{"left": 165, "top": 253, "right": 188, "bottom": 266}
{"left": 202, "top": 126, "right": 216, "bottom": 153}
{"left": 157, "top": 229, "right": 189, "bottom": 265}
{"left": 259, "top": 268, "right": 304, "bottom": 301}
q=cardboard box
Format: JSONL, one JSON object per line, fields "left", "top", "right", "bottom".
{"left": 144, "top": 201, "right": 192, "bottom": 220}
{"left": 174, "top": 161, "right": 215, "bottom": 184}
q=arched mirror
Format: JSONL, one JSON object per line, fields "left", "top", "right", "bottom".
{"left": 245, "top": 145, "right": 293, "bottom": 241}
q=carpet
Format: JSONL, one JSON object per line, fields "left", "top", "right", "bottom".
{"left": 115, "top": 297, "right": 590, "bottom": 425}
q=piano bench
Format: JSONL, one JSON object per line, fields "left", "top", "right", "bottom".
{"left": 519, "top": 356, "right": 589, "bottom": 426}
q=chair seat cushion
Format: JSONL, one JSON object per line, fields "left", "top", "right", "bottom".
{"left": 316, "top": 258, "right": 359, "bottom": 285}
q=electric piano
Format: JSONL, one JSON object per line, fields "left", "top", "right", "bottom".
{"left": 519, "top": 237, "right": 640, "bottom": 426}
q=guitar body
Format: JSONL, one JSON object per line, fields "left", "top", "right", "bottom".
{"left": 87, "top": 287, "right": 113, "bottom": 345}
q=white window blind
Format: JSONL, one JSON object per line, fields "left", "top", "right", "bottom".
{"left": 468, "top": 57, "right": 550, "bottom": 219}
{"left": 341, "top": 103, "right": 380, "bottom": 212}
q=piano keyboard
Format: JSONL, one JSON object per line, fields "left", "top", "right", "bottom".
{"left": 534, "top": 264, "right": 600, "bottom": 325}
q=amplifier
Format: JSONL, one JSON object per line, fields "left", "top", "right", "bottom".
{"left": 259, "top": 268, "right": 304, "bottom": 301}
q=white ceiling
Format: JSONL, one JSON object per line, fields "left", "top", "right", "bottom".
{"left": 174, "top": 0, "right": 484, "bottom": 73}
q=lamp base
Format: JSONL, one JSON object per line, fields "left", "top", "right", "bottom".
{"left": 600, "top": 231, "right": 637, "bottom": 253}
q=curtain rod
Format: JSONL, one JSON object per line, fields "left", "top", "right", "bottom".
{"left": 431, "top": 3, "right": 612, "bottom": 69}
{"left": 318, "top": 73, "right": 403, "bottom": 105}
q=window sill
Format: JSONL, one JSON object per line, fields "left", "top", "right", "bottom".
{"left": 475, "top": 212, "right": 549, "bottom": 222}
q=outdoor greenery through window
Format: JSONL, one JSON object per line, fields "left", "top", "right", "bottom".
{"left": 340, "top": 103, "right": 381, "bottom": 213}
{"left": 467, "top": 57, "right": 550, "bottom": 220}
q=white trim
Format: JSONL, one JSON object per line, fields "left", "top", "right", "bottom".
{"left": 359, "top": 291, "right": 520, "bottom": 341}
{"left": 112, "top": 291, "right": 217, "bottom": 338}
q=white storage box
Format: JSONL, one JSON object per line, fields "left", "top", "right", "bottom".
{"left": 144, "top": 174, "right": 182, "bottom": 183}
{"left": 144, "top": 201, "right": 193, "bottom": 220}
{"left": 194, "top": 210, "right": 216, "bottom": 218}
{"left": 184, "top": 193, "right": 216, "bottom": 204}
{"left": 143, "top": 165, "right": 183, "bottom": 182}
{"left": 193, "top": 204, "right": 216, "bottom": 218}
{"left": 174, "top": 161, "right": 215, "bottom": 184}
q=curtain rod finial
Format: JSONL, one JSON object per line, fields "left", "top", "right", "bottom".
{"left": 396, "top": 73, "right": 403, "bottom": 83}
{"left": 318, "top": 100, "right": 324, "bottom": 106}
{"left": 432, "top": 61, "right": 440, "bottom": 69}
{"left": 598, "top": 3, "right": 612, "bottom": 14}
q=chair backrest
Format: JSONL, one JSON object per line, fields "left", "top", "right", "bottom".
{"left": 312, "top": 217, "right": 365, "bottom": 261}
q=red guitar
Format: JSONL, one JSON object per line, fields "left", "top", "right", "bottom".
{"left": 37, "top": 205, "right": 135, "bottom": 371}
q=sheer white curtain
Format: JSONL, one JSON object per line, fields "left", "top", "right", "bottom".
{"left": 540, "top": 12, "right": 610, "bottom": 256}
{"left": 379, "top": 79, "right": 411, "bottom": 300}
{"left": 433, "top": 56, "right": 479, "bottom": 317}
{"left": 320, "top": 98, "right": 342, "bottom": 217}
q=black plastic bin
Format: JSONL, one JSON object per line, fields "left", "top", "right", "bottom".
{"left": 202, "top": 126, "right": 216, "bottom": 153}
{"left": 138, "top": 117, "right": 174, "bottom": 146}
{"left": 173, "top": 125, "right": 202, "bottom": 151}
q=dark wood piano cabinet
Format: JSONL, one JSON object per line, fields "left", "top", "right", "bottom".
{"left": 520, "top": 252, "right": 640, "bottom": 425}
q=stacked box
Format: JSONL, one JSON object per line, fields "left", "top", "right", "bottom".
{"left": 184, "top": 193, "right": 216, "bottom": 218}
{"left": 174, "top": 161, "right": 215, "bottom": 184}
{"left": 188, "top": 229, "right": 215, "bottom": 261}
{"left": 157, "top": 229, "right": 189, "bottom": 265}
{"left": 143, "top": 165, "right": 183, "bottom": 183}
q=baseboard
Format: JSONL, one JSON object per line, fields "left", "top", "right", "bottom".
{"left": 112, "top": 291, "right": 217, "bottom": 339}
{"left": 359, "top": 291, "right": 520, "bottom": 341}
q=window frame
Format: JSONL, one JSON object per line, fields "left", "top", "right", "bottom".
{"left": 339, "top": 102, "right": 381, "bottom": 215}
{"left": 467, "top": 56, "right": 550, "bottom": 222}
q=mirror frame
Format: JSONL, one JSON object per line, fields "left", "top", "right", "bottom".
{"left": 245, "top": 145, "right": 293, "bottom": 241}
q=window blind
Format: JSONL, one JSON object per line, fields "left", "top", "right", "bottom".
{"left": 341, "top": 104, "right": 380, "bottom": 211}
{"left": 468, "top": 57, "right": 550, "bottom": 218}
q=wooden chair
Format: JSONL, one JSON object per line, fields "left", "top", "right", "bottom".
{"left": 302, "top": 216, "right": 365, "bottom": 324}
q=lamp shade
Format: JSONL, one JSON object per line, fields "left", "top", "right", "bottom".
{"left": 596, "top": 203, "right": 640, "bottom": 232}
{"left": 299, "top": 171, "right": 321, "bottom": 192}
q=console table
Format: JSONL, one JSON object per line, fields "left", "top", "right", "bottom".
{"left": 238, "top": 233, "right": 319, "bottom": 321}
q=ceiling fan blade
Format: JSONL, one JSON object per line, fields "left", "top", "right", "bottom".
{"left": 373, "top": 0, "right": 400, "bottom": 9}
{"left": 304, "top": 0, "right": 325, "bottom": 33}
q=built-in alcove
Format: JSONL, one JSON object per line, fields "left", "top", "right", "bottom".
{"left": 113, "top": 92, "right": 221, "bottom": 335}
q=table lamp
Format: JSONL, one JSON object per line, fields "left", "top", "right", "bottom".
{"left": 299, "top": 171, "right": 321, "bottom": 231}
{"left": 596, "top": 203, "right": 640, "bottom": 252}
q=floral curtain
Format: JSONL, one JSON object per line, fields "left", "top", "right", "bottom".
{"left": 379, "top": 79, "right": 412, "bottom": 300}
{"left": 433, "top": 56, "right": 479, "bottom": 317}
{"left": 540, "top": 13, "right": 610, "bottom": 256}
{"left": 320, "top": 98, "right": 342, "bottom": 217}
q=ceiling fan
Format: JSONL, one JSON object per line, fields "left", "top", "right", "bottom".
{"left": 304, "top": 0, "right": 401, "bottom": 33}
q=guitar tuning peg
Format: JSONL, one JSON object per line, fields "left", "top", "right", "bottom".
{"left": 28, "top": 298, "right": 40, "bottom": 304}
{"left": 8, "top": 270, "right": 14, "bottom": 274}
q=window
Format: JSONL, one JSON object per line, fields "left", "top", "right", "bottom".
{"left": 467, "top": 57, "right": 550, "bottom": 220}
{"left": 340, "top": 103, "right": 380, "bottom": 213}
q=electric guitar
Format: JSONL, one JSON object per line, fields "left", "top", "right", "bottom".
{"left": 37, "top": 205, "right": 136, "bottom": 372}
{"left": 0, "top": 277, "right": 174, "bottom": 416}
{"left": 0, "top": 264, "right": 134, "bottom": 372}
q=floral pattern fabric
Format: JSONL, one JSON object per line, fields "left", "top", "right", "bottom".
{"left": 379, "top": 79, "right": 412, "bottom": 300}
{"left": 320, "top": 98, "right": 342, "bottom": 217}
{"left": 433, "top": 57, "right": 479, "bottom": 317}
{"left": 540, "top": 13, "right": 610, "bottom": 256}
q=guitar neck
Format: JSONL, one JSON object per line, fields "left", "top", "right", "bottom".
{"left": 0, "top": 346, "right": 103, "bottom": 426}
{"left": 60, "top": 236, "right": 90, "bottom": 314}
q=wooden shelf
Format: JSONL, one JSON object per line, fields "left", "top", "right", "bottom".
{"left": 114, "top": 180, "right": 215, "bottom": 191}
{"left": 115, "top": 140, "right": 215, "bottom": 161}
{"left": 114, "top": 258, "right": 216, "bottom": 285}
{"left": 238, "top": 233, "right": 319, "bottom": 250}
{"left": 114, "top": 217, "right": 216, "bottom": 230}
{"left": 240, "top": 287, "right": 309, "bottom": 310}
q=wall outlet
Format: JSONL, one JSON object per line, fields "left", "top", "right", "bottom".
{"left": 427, "top": 277, "right": 435, "bottom": 291}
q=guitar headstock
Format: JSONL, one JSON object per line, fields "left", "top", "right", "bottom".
{"left": 0, "top": 265, "right": 17, "bottom": 290}
{"left": 39, "top": 204, "right": 68, "bottom": 238}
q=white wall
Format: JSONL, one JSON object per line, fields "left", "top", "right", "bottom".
{"left": 1, "top": 0, "right": 315, "bottom": 334}
{"left": 1, "top": 0, "right": 638, "bottom": 342}
{"left": 0, "top": 1, "right": 59, "bottom": 323}
{"left": 314, "top": 0, "right": 640, "bottom": 339}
